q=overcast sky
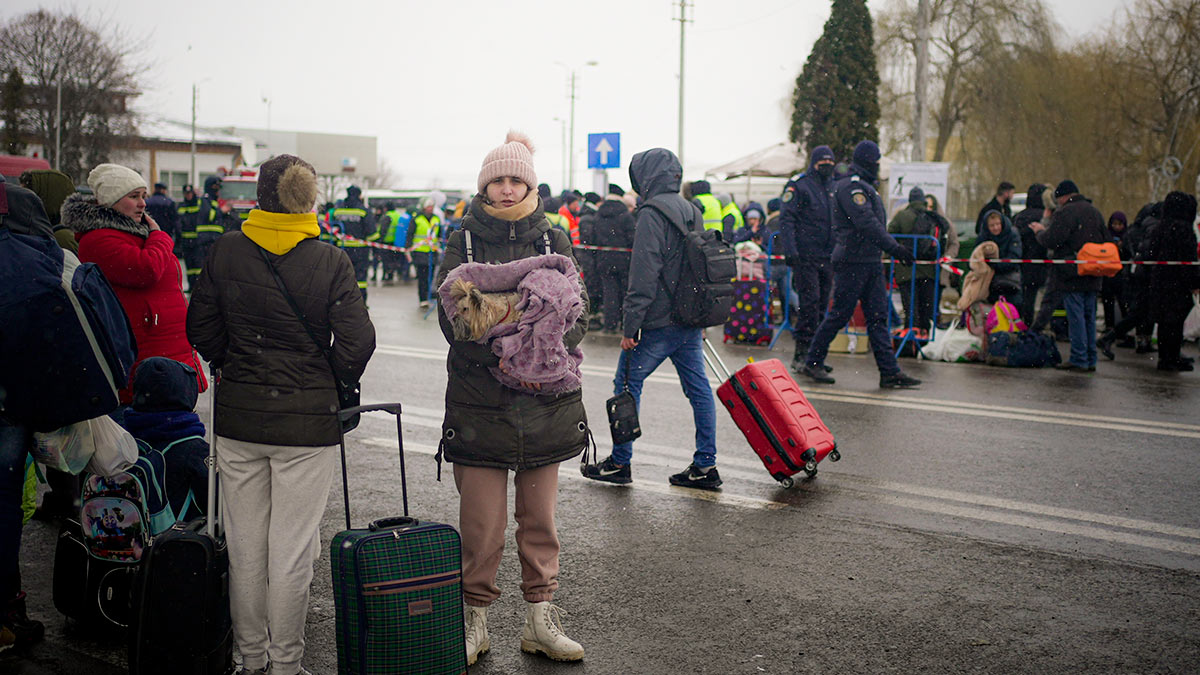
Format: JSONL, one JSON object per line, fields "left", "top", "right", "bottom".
{"left": 6, "top": 0, "right": 1132, "bottom": 192}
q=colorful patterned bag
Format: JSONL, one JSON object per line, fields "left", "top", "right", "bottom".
{"left": 724, "top": 280, "right": 772, "bottom": 345}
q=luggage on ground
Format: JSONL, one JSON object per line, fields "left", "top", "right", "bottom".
{"left": 0, "top": 221, "right": 136, "bottom": 432}
{"left": 724, "top": 279, "right": 772, "bottom": 345}
{"left": 986, "top": 331, "right": 1062, "bottom": 368}
{"left": 702, "top": 339, "right": 839, "bottom": 488}
{"left": 331, "top": 403, "right": 467, "bottom": 675}
{"left": 127, "top": 371, "right": 233, "bottom": 675}
{"left": 985, "top": 296, "right": 1026, "bottom": 334}
{"left": 52, "top": 517, "right": 138, "bottom": 631}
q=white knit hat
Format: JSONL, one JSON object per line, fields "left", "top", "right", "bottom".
{"left": 88, "top": 164, "right": 147, "bottom": 207}
{"left": 477, "top": 131, "right": 537, "bottom": 194}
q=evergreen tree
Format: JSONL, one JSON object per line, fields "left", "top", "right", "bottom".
{"left": 789, "top": 0, "right": 881, "bottom": 162}
{"left": 2, "top": 67, "right": 23, "bottom": 155}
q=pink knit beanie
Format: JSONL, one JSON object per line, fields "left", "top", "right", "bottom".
{"left": 477, "top": 131, "right": 537, "bottom": 194}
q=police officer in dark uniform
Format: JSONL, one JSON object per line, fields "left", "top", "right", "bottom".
{"left": 800, "top": 141, "right": 922, "bottom": 389}
{"left": 331, "top": 185, "right": 378, "bottom": 303}
{"left": 779, "top": 145, "right": 837, "bottom": 371}
{"left": 188, "top": 176, "right": 240, "bottom": 289}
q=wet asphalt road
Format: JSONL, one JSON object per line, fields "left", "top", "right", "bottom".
{"left": 9, "top": 279, "right": 1200, "bottom": 674}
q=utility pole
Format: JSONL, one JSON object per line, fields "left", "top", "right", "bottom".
{"left": 675, "top": 0, "right": 692, "bottom": 171}
{"left": 568, "top": 70, "right": 577, "bottom": 190}
{"left": 912, "top": 0, "right": 930, "bottom": 162}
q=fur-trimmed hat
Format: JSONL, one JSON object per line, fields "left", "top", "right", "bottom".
{"left": 478, "top": 131, "right": 537, "bottom": 194}
{"left": 256, "top": 155, "right": 318, "bottom": 214}
{"left": 87, "top": 163, "right": 146, "bottom": 207}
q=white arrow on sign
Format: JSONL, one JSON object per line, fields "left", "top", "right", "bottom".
{"left": 594, "top": 137, "right": 614, "bottom": 165}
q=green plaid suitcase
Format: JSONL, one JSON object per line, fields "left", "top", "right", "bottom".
{"left": 330, "top": 404, "right": 467, "bottom": 675}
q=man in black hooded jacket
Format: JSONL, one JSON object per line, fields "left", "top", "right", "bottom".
{"left": 1012, "top": 183, "right": 1049, "bottom": 322}
{"left": 581, "top": 148, "right": 722, "bottom": 491}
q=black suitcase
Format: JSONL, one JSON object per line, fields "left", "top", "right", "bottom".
{"left": 127, "top": 370, "right": 233, "bottom": 675}
{"left": 52, "top": 517, "right": 138, "bottom": 631}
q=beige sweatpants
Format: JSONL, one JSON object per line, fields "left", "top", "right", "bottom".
{"left": 453, "top": 462, "right": 561, "bottom": 607}
{"left": 217, "top": 436, "right": 336, "bottom": 675}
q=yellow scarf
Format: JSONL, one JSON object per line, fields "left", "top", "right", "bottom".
{"left": 241, "top": 209, "right": 320, "bottom": 255}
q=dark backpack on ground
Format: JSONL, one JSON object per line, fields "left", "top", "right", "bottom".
{"left": 641, "top": 195, "right": 736, "bottom": 328}
{"left": 987, "top": 331, "right": 1062, "bottom": 367}
{"left": 0, "top": 186, "right": 136, "bottom": 431}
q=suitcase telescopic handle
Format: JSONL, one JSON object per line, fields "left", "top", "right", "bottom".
{"left": 337, "top": 402, "right": 407, "bottom": 531}
{"left": 701, "top": 335, "right": 733, "bottom": 381}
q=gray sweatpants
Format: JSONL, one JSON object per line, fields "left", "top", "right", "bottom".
{"left": 217, "top": 436, "right": 337, "bottom": 675}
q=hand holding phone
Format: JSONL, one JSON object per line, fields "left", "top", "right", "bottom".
{"left": 143, "top": 212, "right": 160, "bottom": 231}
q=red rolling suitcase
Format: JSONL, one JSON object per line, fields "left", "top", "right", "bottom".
{"left": 702, "top": 338, "right": 839, "bottom": 488}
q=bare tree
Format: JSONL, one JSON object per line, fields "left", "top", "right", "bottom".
{"left": 875, "top": 0, "right": 1055, "bottom": 161}
{"left": 0, "top": 9, "right": 147, "bottom": 181}
{"left": 365, "top": 156, "right": 402, "bottom": 190}
{"left": 1113, "top": 0, "right": 1200, "bottom": 200}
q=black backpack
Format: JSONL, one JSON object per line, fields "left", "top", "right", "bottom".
{"left": 641, "top": 195, "right": 736, "bottom": 328}
{"left": 912, "top": 210, "right": 944, "bottom": 260}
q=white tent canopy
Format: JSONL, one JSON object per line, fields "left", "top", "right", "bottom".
{"left": 704, "top": 142, "right": 806, "bottom": 180}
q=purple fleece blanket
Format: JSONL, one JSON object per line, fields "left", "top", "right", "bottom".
{"left": 438, "top": 254, "right": 584, "bottom": 394}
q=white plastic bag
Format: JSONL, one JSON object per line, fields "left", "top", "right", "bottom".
{"left": 83, "top": 415, "right": 138, "bottom": 476}
{"left": 922, "top": 320, "right": 981, "bottom": 362}
{"left": 1184, "top": 295, "right": 1200, "bottom": 341}
{"left": 31, "top": 420, "right": 96, "bottom": 474}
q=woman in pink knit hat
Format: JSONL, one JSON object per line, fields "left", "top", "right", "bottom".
{"left": 434, "top": 131, "right": 589, "bottom": 665}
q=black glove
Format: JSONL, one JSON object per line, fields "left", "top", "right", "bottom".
{"left": 892, "top": 246, "right": 915, "bottom": 264}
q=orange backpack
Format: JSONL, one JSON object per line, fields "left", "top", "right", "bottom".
{"left": 1076, "top": 242, "right": 1122, "bottom": 277}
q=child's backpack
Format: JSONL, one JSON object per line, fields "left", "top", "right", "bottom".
{"left": 986, "top": 297, "right": 1027, "bottom": 334}
{"left": 0, "top": 194, "right": 137, "bottom": 431}
{"left": 80, "top": 444, "right": 179, "bottom": 563}
{"left": 147, "top": 436, "right": 206, "bottom": 522}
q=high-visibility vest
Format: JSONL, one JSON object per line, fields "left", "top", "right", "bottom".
{"left": 545, "top": 212, "right": 569, "bottom": 236}
{"left": 695, "top": 194, "right": 724, "bottom": 231}
{"left": 332, "top": 207, "right": 369, "bottom": 247}
{"left": 386, "top": 209, "right": 409, "bottom": 245}
{"left": 411, "top": 214, "right": 440, "bottom": 253}
{"left": 178, "top": 202, "right": 200, "bottom": 239}
{"left": 721, "top": 201, "right": 744, "bottom": 232}
{"left": 195, "top": 198, "right": 224, "bottom": 235}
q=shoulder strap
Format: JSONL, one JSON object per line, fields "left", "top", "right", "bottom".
{"left": 255, "top": 246, "right": 341, "bottom": 381}
{"left": 464, "top": 229, "right": 474, "bottom": 263}
{"left": 157, "top": 435, "right": 206, "bottom": 455}
{"left": 543, "top": 231, "right": 552, "bottom": 255}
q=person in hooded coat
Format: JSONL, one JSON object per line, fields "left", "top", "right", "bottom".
{"left": 62, "top": 164, "right": 208, "bottom": 405}
{"left": 1012, "top": 183, "right": 1049, "bottom": 322}
{"left": 187, "top": 154, "right": 375, "bottom": 675}
{"left": 1145, "top": 191, "right": 1199, "bottom": 371}
{"left": 779, "top": 145, "right": 838, "bottom": 370}
{"left": 581, "top": 148, "right": 724, "bottom": 491}
{"left": 435, "top": 132, "right": 588, "bottom": 666}
{"left": 1100, "top": 210, "right": 1130, "bottom": 333}
{"left": 591, "top": 185, "right": 637, "bottom": 333}
{"left": 975, "top": 209, "right": 1024, "bottom": 308}
{"left": 18, "top": 169, "right": 79, "bottom": 253}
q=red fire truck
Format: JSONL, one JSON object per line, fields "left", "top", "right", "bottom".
{"left": 218, "top": 168, "right": 258, "bottom": 223}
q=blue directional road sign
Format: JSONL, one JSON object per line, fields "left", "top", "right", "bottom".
{"left": 587, "top": 133, "right": 620, "bottom": 169}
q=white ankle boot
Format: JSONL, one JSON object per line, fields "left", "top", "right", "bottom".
{"left": 520, "top": 601, "right": 584, "bottom": 661}
{"left": 464, "top": 605, "right": 490, "bottom": 666}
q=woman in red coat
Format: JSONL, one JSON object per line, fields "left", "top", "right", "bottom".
{"left": 62, "top": 163, "right": 206, "bottom": 403}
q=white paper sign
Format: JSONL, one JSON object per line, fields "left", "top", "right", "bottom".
{"left": 887, "top": 162, "right": 951, "bottom": 217}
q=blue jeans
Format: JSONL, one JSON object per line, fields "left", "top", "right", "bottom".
{"left": 611, "top": 326, "right": 717, "bottom": 468}
{"left": 0, "top": 420, "right": 32, "bottom": 601}
{"left": 1063, "top": 291, "right": 1098, "bottom": 367}
{"left": 806, "top": 262, "right": 901, "bottom": 376}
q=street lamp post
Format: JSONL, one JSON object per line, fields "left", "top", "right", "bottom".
{"left": 553, "top": 116, "right": 567, "bottom": 191}
{"left": 557, "top": 60, "right": 598, "bottom": 191}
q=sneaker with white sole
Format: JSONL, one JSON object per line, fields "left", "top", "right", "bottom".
{"left": 464, "top": 605, "right": 490, "bottom": 666}
{"left": 580, "top": 455, "right": 632, "bottom": 484}
{"left": 668, "top": 463, "right": 723, "bottom": 491}
{"left": 520, "top": 601, "right": 584, "bottom": 662}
